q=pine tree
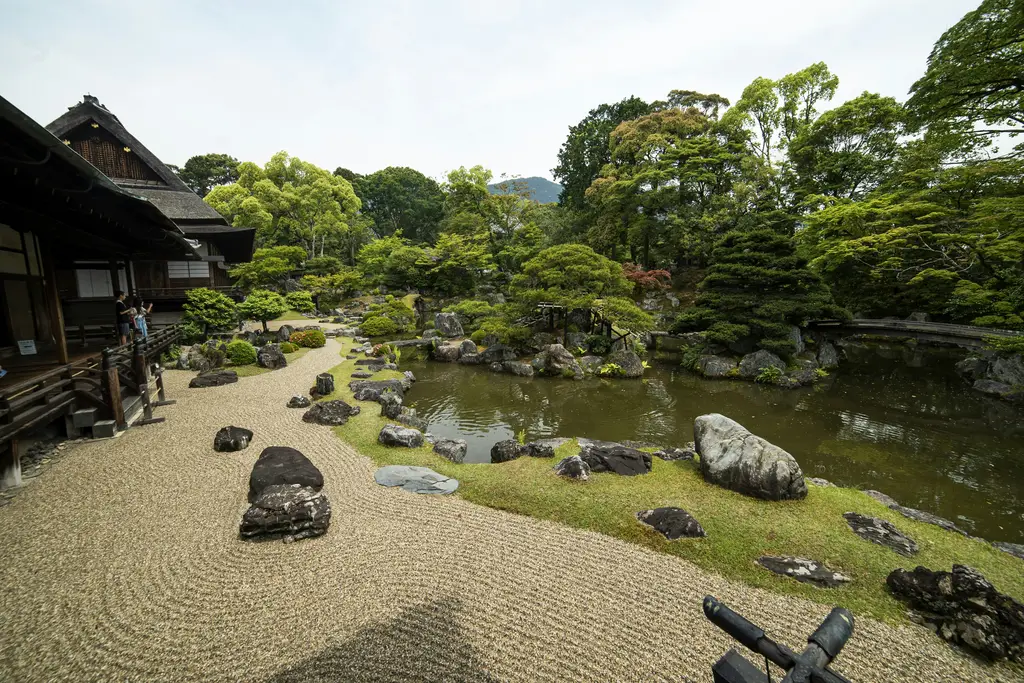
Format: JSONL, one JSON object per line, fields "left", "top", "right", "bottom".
{"left": 673, "top": 227, "right": 845, "bottom": 356}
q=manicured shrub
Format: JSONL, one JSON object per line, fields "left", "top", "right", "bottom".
{"left": 284, "top": 290, "right": 315, "bottom": 314}
{"left": 361, "top": 295, "right": 416, "bottom": 333}
{"left": 182, "top": 288, "right": 237, "bottom": 335}
{"left": 290, "top": 329, "right": 327, "bottom": 348}
{"left": 360, "top": 316, "right": 398, "bottom": 337}
{"left": 279, "top": 341, "right": 298, "bottom": 354}
{"left": 239, "top": 289, "right": 288, "bottom": 332}
{"left": 225, "top": 339, "right": 258, "bottom": 365}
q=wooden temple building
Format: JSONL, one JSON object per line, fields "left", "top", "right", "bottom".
{"left": 44, "top": 95, "right": 254, "bottom": 328}
{"left": 0, "top": 94, "right": 205, "bottom": 487}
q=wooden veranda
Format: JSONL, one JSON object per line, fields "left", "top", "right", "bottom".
{"left": 0, "top": 94, "right": 198, "bottom": 488}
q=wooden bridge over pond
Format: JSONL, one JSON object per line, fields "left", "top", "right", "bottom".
{"left": 805, "top": 319, "right": 1020, "bottom": 348}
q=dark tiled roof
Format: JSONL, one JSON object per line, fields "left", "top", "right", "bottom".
{"left": 45, "top": 95, "right": 228, "bottom": 225}
{"left": 132, "top": 187, "right": 224, "bottom": 221}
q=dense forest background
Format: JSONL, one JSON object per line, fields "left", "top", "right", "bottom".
{"left": 174, "top": 0, "right": 1023, "bottom": 344}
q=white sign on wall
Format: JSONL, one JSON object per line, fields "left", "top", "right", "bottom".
{"left": 17, "top": 339, "right": 37, "bottom": 355}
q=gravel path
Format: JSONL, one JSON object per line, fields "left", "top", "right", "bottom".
{"left": 0, "top": 339, "right": 1014, "bottom": 682}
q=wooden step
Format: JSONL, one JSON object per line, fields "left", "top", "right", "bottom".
{"left": 91, "top": 420, "right": 117, "bottom": 439}
{"left": 72, "top": 408, "right": 98, "bottom": 429}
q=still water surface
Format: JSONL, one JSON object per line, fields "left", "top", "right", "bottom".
{"left": 402, "top": 344, "right": 1024, "bottom": 544}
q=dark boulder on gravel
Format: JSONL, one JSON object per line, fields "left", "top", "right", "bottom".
{"left": 240, "top": 484, "right": 330, "bottom": 543}
{"left": 213, "top": 426, "right": 253, "bottom": 452}
{"left": 189, "top": 370, "right": 238, "bottom": 388}
{"left": 286, "top": 395, "right": 311, "bottom": 408}
{"left": 247, "top": 446, "right": 324, "bottom": 503}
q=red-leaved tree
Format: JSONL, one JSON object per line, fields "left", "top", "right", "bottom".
{"left": 623, "top": 262, "right": 672, "bottom": 291}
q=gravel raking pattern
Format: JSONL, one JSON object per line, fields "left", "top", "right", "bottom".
{"left": 0, "top": 338, "right": 1015, "bottom": 682}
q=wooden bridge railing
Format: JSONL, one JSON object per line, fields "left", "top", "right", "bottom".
{"left": 1, "top": 324, "right": 183, "bottom": 487}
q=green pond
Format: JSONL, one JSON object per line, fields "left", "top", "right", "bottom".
{"left": 401, "top": 343, "right": 1024, "bottom": 545}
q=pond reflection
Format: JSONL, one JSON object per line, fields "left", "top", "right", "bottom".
{"left": 403, "top": 344, "right": 1024, "bottom": 543}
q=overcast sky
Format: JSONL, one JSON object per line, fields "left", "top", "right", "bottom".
{"left": 1, "top": 0, "right": 976, "bottom": 183}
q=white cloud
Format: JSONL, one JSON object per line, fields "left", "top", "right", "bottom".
{"left": 0, "top": 0, "right": 978, "bottom": 182}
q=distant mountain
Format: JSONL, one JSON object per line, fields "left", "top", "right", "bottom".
{"left": 488, "top": 176, "right": 562, "bottom": 204}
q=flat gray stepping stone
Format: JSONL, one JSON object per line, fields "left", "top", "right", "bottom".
{"left": 757, "top": 556, "right": 851, "bottom": 588}
{"left": 844, "top": 512, "right": 918, "bottom": 556}
{"left": 374, "top": 465, "right": 458, "bottom": 494}
{"left": 993, "top": 541, "right": 1024, "bottom": 561}
{"left": 533, "top": 437, "right": 570, "bottom": 450}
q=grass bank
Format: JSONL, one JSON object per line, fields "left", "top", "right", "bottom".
{"left": 323, "top": 340, "right": 1024, "bottom": 625}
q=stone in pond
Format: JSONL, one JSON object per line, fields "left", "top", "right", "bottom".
{"left": 843, "top": 512, "right": 918, "bottom": 556}
{"left": 694, "top": 414, "right": 807, "bottom": 501}
{"left": 433, "top": 438, "right": 468, "bottom": 464}
{"left": 637, "top": 507, "right": 706, "bottom": 540}
{"left": 757, "top": 556, "right": 851, "bottom": 588}
{"left": 378, "top": 424, "right": 424, "bottom": 448}
{"left": 189, "top": 370, "right": 238, "bottom": 388}
{"left": 257, "top": 343, "right": 287, "bottom": 370}
{"left": 502, "top": 361, "right": 534, "bottom": 377}
{"left": 490, "top": 439, "right": 523, "bottom": 463}
{"left": 459, "top": 339, "right": 477, "bottom": 356}
{"left": 287, "top": 395, "right": 311, "bottom": 409}
{"left": 394, "top": 410, "right": 428, "bottom": 431}
{"left": 553, "top": 455, "right": 590, "bottom": 481}
{"left": 807, "top": 477, "right": 835, "bottom": 487}
{"left": 302, "top": 400, "right": 361, "bottom": 426}
{"left": 863, "top": 489, "right": 966, "bottom": 535}
{"left": 374, "top": 465, "right": 458, "bottom": 494}
{"left": 213, "top": 426, "right": 253, "bottom": 452}
{"left": 578, "top": 440, "right": 652, "bottom": 476}
{"left": 434, "top": 312, "right": 464, "bottom": 338}
{"left": 403, "top": 371, "right": 416, "bottom": 383}
{"left": 247, "top": 446, "right": 323, "bottom": 503}
{"left": 887, "top": 564, "right": 1024, "bottom": 662}
{"left": 239, "top": 484, "right": 330, "bottom": 543}
{"left": 350, "top": 379, "right": 409, "bottom": 401}
{"left": 605, "top": 350, "right": 644, "bottom": 378}
{"left": 697, "top": 355, "right": 737, "bottom": 378}
{"left": 992, "top": 541, "right": 1024, "bottom": 561}
{"left": 379, "top": 391, "right": 403, "bottom": 419}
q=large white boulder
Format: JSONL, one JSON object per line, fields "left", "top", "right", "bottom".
{"left": 694, "top": 414, "right": 807, "bottom": 500}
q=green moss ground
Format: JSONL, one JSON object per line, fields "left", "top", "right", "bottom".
{"left": 272, "top": 310, "right": 312, "bottom": 322}
{"left": 322, "top": 340, "right": 1024, "bottom": 625}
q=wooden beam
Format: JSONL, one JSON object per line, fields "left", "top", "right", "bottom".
{"left": 1, "top": 439, "right": 20, "bottom": 488}
{"left": 43, "top": 244, "right": 68, "bottom": 364}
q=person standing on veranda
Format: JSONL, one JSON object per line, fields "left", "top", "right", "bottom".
{"left": 114, "top": 290, "right": 132, "bottom": 346}
{"left": 132, "top": 295, "right": 153, "bottom": 339}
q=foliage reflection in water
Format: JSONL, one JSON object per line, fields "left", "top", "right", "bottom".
{"left": 403, "top": 343, "right": 1024, "bottom": 544}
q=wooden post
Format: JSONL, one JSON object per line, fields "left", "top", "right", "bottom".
{"left": 108, "top": 260, "right": 120, "bottom": 295}
{"left": 101, "top": 348, "right": 125, "bottom": 430}
{"left": 132, "top": 337, "right": 148, "bottom": 388}
{"left": 43, "top": 246, "right": 69, "bottom": 364}
{"left": 1, "top": 439, "right": 21, "bottom": 489}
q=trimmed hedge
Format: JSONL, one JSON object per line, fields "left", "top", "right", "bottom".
{"left": 290, "top": 329, "right": 327, "bottom": 348}
{"left": 279, "top": 341, "right": 298, "bottom": 353}
{"left": 359, "top": 316, "right": 398, "bottom": 337}
{"left": 225, "top": 339, "right": 258, "bottom": 366}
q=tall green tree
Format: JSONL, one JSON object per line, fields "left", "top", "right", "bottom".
{"left": 174, "top": 153, "right": 240, "bottom": 196}
{"left": 552, "top": 96, "right": 652, "bottom": 209}
{"left": 354, "top": 167, "right": 445, "bottom": 243}
{"left": 205, "top": 152, "right": 362, "bottom": 260}
{"left": 674, "top": 227, "right": 845, "bottom": 356}
{"left": 907, "top": 0, "right": 1024, "bottom": 159}
{"left": 228, "top": 246, "right": 306, "bottom": 291}
{"left": 790, "top": 92, "right": 906, "bottom": 201}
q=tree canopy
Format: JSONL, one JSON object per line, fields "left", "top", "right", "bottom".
{"left": 173, "top": 153, "right": 240, "bottom": 196}
{"left": 354, "top": 167, "right": 445, "bottom": 243}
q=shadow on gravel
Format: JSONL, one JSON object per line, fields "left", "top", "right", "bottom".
{"left": 265, "top": 597, "right": 499, "bottom": 682}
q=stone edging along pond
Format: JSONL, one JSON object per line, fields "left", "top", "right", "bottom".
{"left": 316, "top": 337, "right": 1024, "bottom": 658}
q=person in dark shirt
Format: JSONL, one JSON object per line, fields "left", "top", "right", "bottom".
{"left": 115, "top": 290, "right": 131, "bottom": 345}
